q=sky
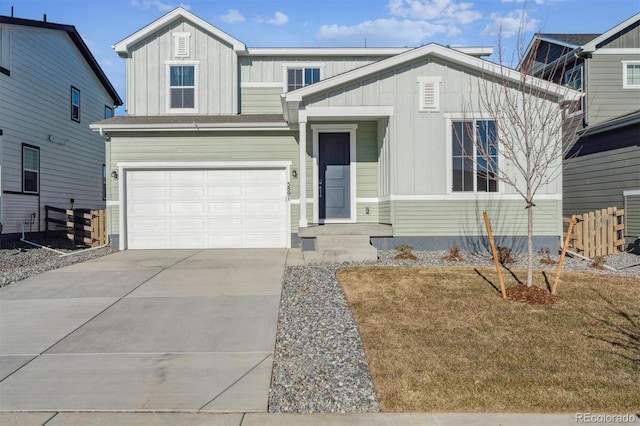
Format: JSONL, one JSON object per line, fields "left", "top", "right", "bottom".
{"left": 1, "top": 0, "right": 637, "bottom": 112}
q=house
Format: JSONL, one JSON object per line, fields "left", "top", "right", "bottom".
{"left": 520, "top": 13, "right": 640, "bottom": 245}
{"left": 0, "top": 15, "right": 122, "bottom": 240}
{"left": 91, "top": 7, "right": 579, "bottom": 256}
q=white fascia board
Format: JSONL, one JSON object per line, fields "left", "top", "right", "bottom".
{"left": 91, "top": 122, "right": 290, "bottom": 132}
{"left": 582, "top": 13, "right": 640, "bottom": 53}
{"left": 592, "top": 48, "right": 640, "bottom": 55}
{"left": 623, "top": 189, "right": 640, "bottom": 197}
{"left": 241, "top": 47, "right": 411, "bottom": 56}
{"left": 286, "top": 43, "right": 581, "bottom": 103}
{"left": 113, "top": 7, "right": 246, "bottom": 57}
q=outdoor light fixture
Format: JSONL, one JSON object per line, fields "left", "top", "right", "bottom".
{"left": 292, "top": 169, "right": 298, "bottom": 178}
{"left": 111, "top": 170, "right": 119, "bottom": 180}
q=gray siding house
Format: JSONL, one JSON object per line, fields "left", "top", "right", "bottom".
{"left": 0, "top": 15, "right": 122, "bottom": 238}
{"left": 92, "top": 7, "right": 579, "bottom": 253}
{"left": 521, "top": 13, "right": 640, "bottom": 243}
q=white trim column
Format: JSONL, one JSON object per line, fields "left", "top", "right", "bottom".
{"left": 299, "top": 119, "right": 308, "bottom": 228}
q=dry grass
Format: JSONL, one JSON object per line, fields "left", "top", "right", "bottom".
{"left": 337, "top": 266, "right": 640, "bottom": 413}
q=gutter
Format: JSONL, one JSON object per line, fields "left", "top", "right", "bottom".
{"left": 90, "top": 122, "right": 291, "bottom": 132}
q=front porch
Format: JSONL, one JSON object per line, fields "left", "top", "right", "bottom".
{"left": 298, "top": 223, "right": 393, "bottom": 264}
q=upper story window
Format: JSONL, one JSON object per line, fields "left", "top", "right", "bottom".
{"left": 168, "top": 64, "right": 197, "bottom": 112}
{"left": 173, "top": 32, "right": 191, "bottom": 58}
{"left": 105, "top": 106, "right": 113, "bottom": 119}
{"left": 284, "top": 64, "right": 323, "bottom": 92}
{"left": 22, "top": 144, "right": 39, "bottom": 194}
{"left": 71, "top": 86, "right": 81, "bottom": 122}
{"left": 451, "top": 120, "right": 498, "bottom": 193}
{"left": 622, "top": 61, "right": 640, "bottom": 89}
{"left": 0, "top": 27, "right": 11, "bottom": 76}
{"left": 563, "top": 65, "right": 583, "bottom": 116}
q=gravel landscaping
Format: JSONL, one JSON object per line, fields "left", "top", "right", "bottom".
{"left": 269, "top": 248, "right": 640, "bottom": 413}
{"left": 0, "top": 236, "right": 113, "bottom": 287}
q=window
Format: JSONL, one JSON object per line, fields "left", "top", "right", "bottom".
{"left": 105, "top": 106, "right": 113, "bottom": 119}
{"left": 451, "top": 120, "right": 498, "bottom": 193}
{"left": 286, "top": 67, "right": 321, "bottom": 91}
{"left": 417, "top": 76, "right": 441, "bottom": 112}
{"left": 71, "top": 86, "right": 80, "bottom": 122}
{"left": 169, "top": 65, "right": 195, "bottom": 111}
{"left": 102, "top": 164, "right": 107, "bottom": 201}
{"left": 22, "top": 145, "right": 39, "bottom": 194}
{"left": 563, "top": 65, "right": 583, "bottom": 115}
{"left": 0, "top": 27, "right": 11, "bottom": 76}
{"left": 623, "top": 61, "right": 640, "bottom": 89}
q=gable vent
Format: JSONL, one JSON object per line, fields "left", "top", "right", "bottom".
{"left": 173, "top": 32, "right": 191, "bottom": 58}
{"left": 417, "top": 76, "right": 441, "bottom": 112}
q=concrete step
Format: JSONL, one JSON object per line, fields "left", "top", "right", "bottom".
{"left": 319, "top": 246, "right": 377, "bottom": 263}
{"left": 316, "top": 235, "right": 371, "bottom": 247}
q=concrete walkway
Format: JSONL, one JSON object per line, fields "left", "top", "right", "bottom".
{"left": 0, "top": 249, "right": 288, "bottom": 413}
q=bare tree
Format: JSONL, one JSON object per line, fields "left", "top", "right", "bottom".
{"left": 459, "top": 16, "right": 583, "bottom": 287}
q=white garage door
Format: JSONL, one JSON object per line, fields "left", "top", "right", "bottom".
{"left": 125, "top": 168, "right": 288, "bottom": 249}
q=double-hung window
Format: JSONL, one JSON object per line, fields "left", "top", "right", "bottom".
{"left": 286, "top": 66, "right": 321, "bottom": 92}
{"left": 451, "top": 120, "right": 498, "bottom": 193}
{"left": 71, "top": 86, "right": 80, "bottom": 122}
{"left": 168, "top": 64, "right": 196, "bottom": 111}
{"left": 622, "top": 61, "right": 640, "bottom": 89}
{"left": 22, "top": 144, "right": 39, "bottom": 194}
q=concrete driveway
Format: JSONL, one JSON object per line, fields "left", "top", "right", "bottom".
{"left": 0, "top": 249, "right": 288, "bottom": 412}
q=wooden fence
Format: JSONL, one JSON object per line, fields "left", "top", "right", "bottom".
{"left": 45, "top": 205, "right": 107, "bottom": 247}
{"left": 562, "top": 207, "right": 625, "bottom": 258}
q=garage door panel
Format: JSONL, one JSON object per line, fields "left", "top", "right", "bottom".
{"left": 126, "top": 168, "right": 288, "bottom": 249}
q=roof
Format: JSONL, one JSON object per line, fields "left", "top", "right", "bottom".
{"left": 0, "top": 15, "right": 122, "bottom": 106}
{"left": 113, "top": 7, "right": 246, "bottom": 57}
{"left": 91, "top": 114, "right": 288, "bottom": 131}
{"left": 582, "top": 12, "right": 640, "bottom": 52}
{"left": 537, "top": 33, "right": 600, "bottom": 47}
{"left": 285, "top": 43, "right": 581, "bottom": 103}
{"left": 242, "top": 46, "right": 493, "bottom": 58}
{"left": 579, "top": 109, "right": 640, "bottom": 136}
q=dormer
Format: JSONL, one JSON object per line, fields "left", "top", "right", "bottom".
{"left": 113, "top": 7, "right": 246, "bottom": 115}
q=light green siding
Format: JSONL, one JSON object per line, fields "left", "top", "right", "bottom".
{"left": 379, "top": 200, "right": 391, "bottom": 223}
{"left": 391, "top": 199, "right": 562, "bottom": 237}
{"left": 356, "top": 203, "right": 379, "bottom": 223}
{"left": 355, "top": 122, "right": 379, "bottom": 198}
{"left": 588, "top": 53, "right": 640, "bottom": 125}
{"left": 107, "top": 131, "right": 300, "bottom": 237}
{"left": 240, "top": 87, "right": 282, "bottom": 114}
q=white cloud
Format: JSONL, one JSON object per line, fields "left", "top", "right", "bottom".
{"left": 317, "top": 18, "right": 448, "bottom": 46}
{"left": 388, "top": 0, "right": 482, "bottom": 25}
{"left": 267, "top": 11, "right": 289, "bottom": 26}
{"left": 502, "top": 0, "right": 547, "bottom": 4}
{"left": 480, "top": 10, "right": 540, "bottom": 37}
{"left": 130, "top": 0, "right": 190, "bottom": 12}
{"left": 220, "top": 9, "right": 245, "bottom": 24}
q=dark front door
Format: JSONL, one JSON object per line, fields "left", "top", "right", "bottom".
{"left": 319, "top": 132, "right": 350, "bottom": 219}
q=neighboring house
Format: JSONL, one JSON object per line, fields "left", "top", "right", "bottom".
{"left": 520, "top": 13, "right": 640, "bottom": 244}
{"left": 0, "top": 15, "right": 122, "bottom": 239}
{"left": 92, "top": 7, "right": 579, "bottom": 252}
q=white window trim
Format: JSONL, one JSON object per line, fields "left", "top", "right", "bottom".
{"left": 282, "top": 63, "right": 325, "bottom": 92}
{"left": 622, "top": 60, "right": 640, "bottom": 89}
{"left": 311, "top": 124, "right": 358, "bottom": 224}
{"left": 417, "top": 76, "right": 441, "bottom": 112}
{"left": 166, "top": 61, "right": 199, "bottom": 114}
{"left": 445, "top": 115, "right": 503, "bottom": 195}
{"left": 173, "top": 32, "right": 191, "bottom": 58}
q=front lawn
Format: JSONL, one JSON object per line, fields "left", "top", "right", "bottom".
{"left": 337, "top": 266, "right": 640, "bottom": 412}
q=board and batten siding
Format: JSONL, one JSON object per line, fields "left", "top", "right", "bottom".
{"left": 303, "top": 56, "right": 564, "bottom": 200}
{"left": 107, "top": 132, "right": 299, "bottom": 236}
{"left": 0, "top": 24, "right": 113, "bottom": 234}
{"left": 127, "top": 19, "right": 237, "bottom": 115}
{"left": 587, "top": 53, "right": 640, "bottom": 125}
{"left": 599, "top": 22, "right": 640, "bottom": 49}
{"left": 391, "top": 199, "right": 562, "bottom": 237}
